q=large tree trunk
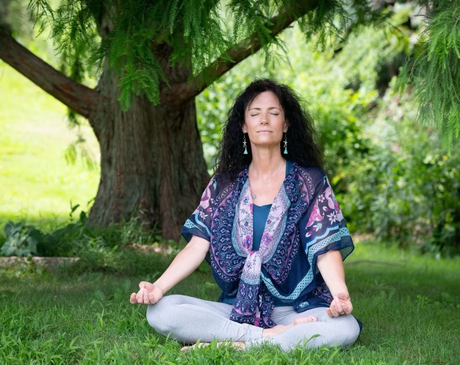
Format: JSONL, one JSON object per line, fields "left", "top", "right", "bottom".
{"left": 89, "top": 64, "right": 209, "bottom": 240}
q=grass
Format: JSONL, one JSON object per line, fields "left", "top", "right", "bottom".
{"left": 1, "top": 241, "right": 459, "bottom": 364}
{"left": 0, "top": 62, "right": 99, "bottom": 229}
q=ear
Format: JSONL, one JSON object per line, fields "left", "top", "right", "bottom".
{"left": 242, "top": 123, "right": 248, "bottom": 133}
{"left": 283, "top": 120, "right": 289, "bottom": 133}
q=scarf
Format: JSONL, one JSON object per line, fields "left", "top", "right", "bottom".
{"left": 228, "top": 178, "right": 290, "bottom": 328}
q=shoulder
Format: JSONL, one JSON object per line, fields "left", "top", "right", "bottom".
{"left": 210, "top": 170, "right": 246, "bottom": 199}
{"left": 212, "top": 167, "right": 248, "bottom": 186}
{"left": 293, "top": 164, "right": 327, "bottom": 184}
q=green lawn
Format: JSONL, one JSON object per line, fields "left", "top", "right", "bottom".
{"left": 0, "top": 63, "right": 99, "bottom": 229}
{"left": 1, "top": 242, "right": 459, "bottom": 364}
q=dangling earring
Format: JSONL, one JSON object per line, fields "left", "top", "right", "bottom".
{"left": 283, "top": 134, "right": 288, "bottom": 155}
{"left": 243, "top": 134, "right": 248, "bottom": 155}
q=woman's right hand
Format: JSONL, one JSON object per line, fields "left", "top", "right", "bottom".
{"left": 129, "top": 281, "right": 164, "bottom": 305}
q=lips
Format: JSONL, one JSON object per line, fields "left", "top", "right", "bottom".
{"left": 257, "top": 130, "right": 272, "bottom": 133}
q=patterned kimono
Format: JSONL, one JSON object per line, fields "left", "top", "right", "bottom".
{"left": 182, "top": 162, "right": 354, "bottom": 328}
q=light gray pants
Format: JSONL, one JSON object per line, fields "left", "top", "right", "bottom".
{"left": 146, "top": 295, "right": 360, "bottom": 351}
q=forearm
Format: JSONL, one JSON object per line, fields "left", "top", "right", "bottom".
{"left": 153, "top": 237, "right": 210, "bottom": 294}
{"left": 316, "top": 250, "right": 348, "bottom": 295}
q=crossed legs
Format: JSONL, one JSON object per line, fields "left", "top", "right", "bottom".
{"left": 146, "top": 295, "right": 360, "bottom": 351}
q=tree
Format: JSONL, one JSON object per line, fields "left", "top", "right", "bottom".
{"left": 1, "top": 1, "right": 457, "bottom": 240}
{"left": 397, "top": 0, "right": 460, "bottom": 148}
{"left": 0, "top": 0, "right": 372, "bottom": 239}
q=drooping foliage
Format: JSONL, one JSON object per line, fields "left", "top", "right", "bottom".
{"left": 398, "top": 0, "right": 460, "bottom": 149}
{"left": 25, "top": 0, "right": 375, "bottom": 110}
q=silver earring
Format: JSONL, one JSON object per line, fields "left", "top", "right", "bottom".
{"left": 243, "top": 134, "right": 248, "bottom": 155}
{"left": 283, "top": 134, "right": 288, "bottom": 155}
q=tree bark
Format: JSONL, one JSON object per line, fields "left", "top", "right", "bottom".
{"left": 88, "top": 63, "right": 209, "bottom": 240}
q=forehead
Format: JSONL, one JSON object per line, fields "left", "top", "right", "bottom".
{"left": 248, "top": 91, "right": 282, "bottom": 109}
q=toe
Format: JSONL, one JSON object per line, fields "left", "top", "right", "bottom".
{"left": 293, "top": 316, "right": 318, "bottom": 325}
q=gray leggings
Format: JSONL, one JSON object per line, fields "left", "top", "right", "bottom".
{"left": 146, "top": 295, "right": 360, "bottom": 351}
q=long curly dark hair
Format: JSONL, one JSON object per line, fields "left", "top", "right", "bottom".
{"left": 214, "top": 79, "right": 323, "bottom": 183}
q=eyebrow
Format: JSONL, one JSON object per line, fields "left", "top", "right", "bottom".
{"left": 248, "top": 107, "right": 281, "bottom": 111}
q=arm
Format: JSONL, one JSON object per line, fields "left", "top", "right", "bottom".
{"left": 130, "top": 235, "right": 210, "bottom": 304}
{"left": 316, "top": 250, "right": 353, "bottom": 317}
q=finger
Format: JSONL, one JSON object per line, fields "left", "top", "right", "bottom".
{"left": 332, "top": 295, "right": 344, "bottom": 315}
{"left": 329, "top": 301, "right": 339, "bottom": 317}
{"left": 142, "top": 288, "right": 150, "bottom": 304}
{"left": 341, "top": 301, "right": 352, "bottom": 315}
{"left": 326, "top": 308, "right": 333, "bottom": 317}
{"left": 130, "top": 293, "right": 137, "bottom": 304}
{"left": 138, "top": 281, "right": 149, "bottom": 289}
{"left": 137, "top": 289, "right": 145, "bottom": 304}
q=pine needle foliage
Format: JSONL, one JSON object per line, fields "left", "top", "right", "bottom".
{"left": 29, "top": 0, "right": 101, "bottom": 85}
{"left": 25, "top": 0, "right": 376, "bottom": 110}
{"left": 397, "top": 0, "right": 460, "bottom": 149}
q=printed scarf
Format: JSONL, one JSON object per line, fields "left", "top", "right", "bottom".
{"left": 229, "top": 178, "right": 290, "bottom": 328}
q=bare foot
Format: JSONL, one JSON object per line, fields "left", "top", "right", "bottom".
{"left": 181, "top": 341, "right": 245, "bottom": 351}
{"left": 262, "top": 315, "right": 317, "bottom": 338}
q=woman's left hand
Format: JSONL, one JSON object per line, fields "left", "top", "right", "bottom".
{"left": 327, "top": 292, "right": 353, "bottom": 317}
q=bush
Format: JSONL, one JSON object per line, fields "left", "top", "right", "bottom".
{"left": 1, "top": 221, "right": 42, "bottom": 257}
{"left": 0, "top": 208, "right": 166, "bottom": 259}
{"left": 342, "top": 86, "right": 460, "bottom": 256}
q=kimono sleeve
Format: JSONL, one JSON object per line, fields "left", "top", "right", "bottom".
{"left": 299, "top": 169, "right": 354, "bottom": 262}
{"left": 181, "top": 177, "right": 217, "bottom": 243}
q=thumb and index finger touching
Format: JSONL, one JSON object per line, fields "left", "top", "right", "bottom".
{"left": 327, "top": 294, "right": 353, "bottom": 317}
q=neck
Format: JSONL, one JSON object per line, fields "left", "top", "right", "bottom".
{"left": 249, "top": 151, "right": 286, "bottom": 178}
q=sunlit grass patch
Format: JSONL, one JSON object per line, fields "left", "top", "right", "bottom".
{"left": 0, "top": 63, "right": 99, "bottom": 230}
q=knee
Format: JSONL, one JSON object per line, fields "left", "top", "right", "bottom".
{"left": 146, "top": 295, "right": 182, "bottom": 336}
{"left": 330, "top": 315, "right": 361, "bottom": 347}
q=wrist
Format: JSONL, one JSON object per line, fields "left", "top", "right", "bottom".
{"left": 328, "top": 285, "right": 349, "bottom": 297}
{"left": 152, "top": 281, "right": 167, "bottom": 295}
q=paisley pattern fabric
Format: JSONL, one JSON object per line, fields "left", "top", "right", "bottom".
{"left": 182, "top": 163, "right": 354, "bottom": 328}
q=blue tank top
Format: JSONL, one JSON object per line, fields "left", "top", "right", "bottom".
{"left": 252, "top": 160, "right": 293, "bottom": 250}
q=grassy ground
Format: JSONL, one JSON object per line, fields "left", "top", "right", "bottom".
{"left": 1, "top": 242, "right": 459, "bottom": 364}
{"left": 0, "top": 63, "right": 99, "bottom": 230}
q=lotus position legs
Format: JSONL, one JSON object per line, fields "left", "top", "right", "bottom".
{"left": 147, "top": 295, "right": 360, "bottom": 351}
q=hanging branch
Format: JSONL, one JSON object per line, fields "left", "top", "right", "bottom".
{"left": 0, "top": 31, "right": 99, "bottom": 119}
{"left": 160, "top": 0, "right": 320, "bottom": 106}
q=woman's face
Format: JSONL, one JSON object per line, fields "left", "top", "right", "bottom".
{"left": 242, "top": 91, "right": 288, "bottom": 149}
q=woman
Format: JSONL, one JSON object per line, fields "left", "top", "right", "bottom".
{"left": 130, "top": 79, "right": 361, "bottom": 351}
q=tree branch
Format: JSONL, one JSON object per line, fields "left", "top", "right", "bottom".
{"left": 160, "top": 0, "right": 320, "bottom": 105}
{"left": 0, "top": 31, "right": 99, "bottom": 119}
